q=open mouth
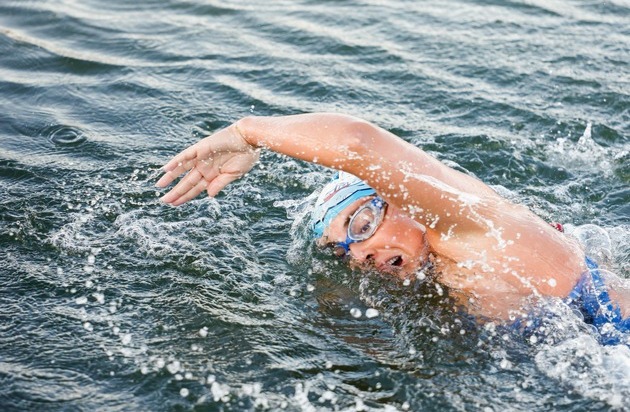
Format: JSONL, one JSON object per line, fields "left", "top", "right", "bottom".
{"left": 386, "top": 255, "right": 404, "bottom": 267}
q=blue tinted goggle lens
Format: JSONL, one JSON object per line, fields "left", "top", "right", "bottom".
{"left": 332, "top": 197, "right": 386, "bottom": 257}
{"left": 347, "top": 199, "right": 385, "bottom": 241}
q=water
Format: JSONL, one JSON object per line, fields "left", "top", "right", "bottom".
{"left": 1, "top": 0, "right": 629, "bottom": 410}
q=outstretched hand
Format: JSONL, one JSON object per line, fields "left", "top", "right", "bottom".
{"left": 155, "top": 125, "right": 260, "bottom": 206}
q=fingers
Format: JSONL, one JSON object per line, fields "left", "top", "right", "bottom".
{"left": 160, "top": 168, "right": 204, "bottom": 204}
{"left": 206, "top": 173, "right": 242, "bottom": 198}
{"left": 155, "top": 169, "right": 181, "bottom": 188}
{"left": 155, "top": 147, "right": 199, "bottom": 188}
{"left": 170, "top": 179, "right": 208, "bottom": 206}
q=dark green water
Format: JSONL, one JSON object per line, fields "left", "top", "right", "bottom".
{"left": 1, "top": 0, "right": 629, "bottom": 411}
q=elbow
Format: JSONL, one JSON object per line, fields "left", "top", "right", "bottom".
{"left": 336, "top": 115, "right": 381, "bottom": 155}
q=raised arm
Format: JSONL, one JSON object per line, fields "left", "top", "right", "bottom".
{"left": 238, "top": 114, "right": 502, "bottom": 228}
{"left": 157, "top": 113, "right": 586, "bottom": 298}
{"left": 158, "top": 113, "right": 497, "bottom": 231}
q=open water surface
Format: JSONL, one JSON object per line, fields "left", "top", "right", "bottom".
{"left": 1, "top": 0, "right": 629, "bottom": 410}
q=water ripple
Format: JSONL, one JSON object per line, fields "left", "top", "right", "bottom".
{"left": 42, "top": 124, "right": 88, "bottom": 147}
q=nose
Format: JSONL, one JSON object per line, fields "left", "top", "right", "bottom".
{"left": 348, "top": 242, "right": 375, "bottom": 263}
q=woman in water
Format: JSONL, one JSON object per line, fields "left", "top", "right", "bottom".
{"left": 156, "top": 113, "right": 629, "bottom": 344}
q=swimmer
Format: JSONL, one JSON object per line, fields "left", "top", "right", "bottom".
{"left": 156, "top": 113, "right": 629, "bottom": 343}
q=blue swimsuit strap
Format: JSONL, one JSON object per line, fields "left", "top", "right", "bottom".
{"left": 572, "top": 257, "right": 625, "bottom": 326}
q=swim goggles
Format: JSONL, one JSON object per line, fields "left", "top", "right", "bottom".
{"left": 331, "top": 197, "right": 387, "bottom": 257}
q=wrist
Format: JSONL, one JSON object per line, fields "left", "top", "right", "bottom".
{"left": 233, "top": 117, "right": 259, "bottom": 148}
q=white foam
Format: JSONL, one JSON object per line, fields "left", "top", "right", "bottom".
{"left": 535, "top": 336, "right": 630, "bottom": 408}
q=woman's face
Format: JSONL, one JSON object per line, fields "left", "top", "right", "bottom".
{"left": 320, "top": 197, "right": 428, "bottom": 275}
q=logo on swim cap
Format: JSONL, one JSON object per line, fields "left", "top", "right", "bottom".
{"left": 311, "top": 172, "right": 376, "bottom": 238}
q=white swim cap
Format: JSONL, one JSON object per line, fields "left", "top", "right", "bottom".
{"left": 311, "top": 172, "right": 376, "bottom": 238}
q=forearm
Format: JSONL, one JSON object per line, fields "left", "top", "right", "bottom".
{"left": 235, "top": 113, "right": 496, "bottom": 212}
{"left": 236, "top": 113, "right": 446, "bottom": 183}
{"left": 236, "top": 113, "right": 369, "bottom": 172}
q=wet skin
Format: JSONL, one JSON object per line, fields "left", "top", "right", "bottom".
{"left": 320, "top": 197, "right": 429, "bottom": 275}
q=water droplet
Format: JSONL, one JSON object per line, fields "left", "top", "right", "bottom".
{"left": 365, "top": 308, "right": 379, "bottom": 318}
{"left": 199, "top": 326, "right": 209, "bottom": 338}
{"left": 350, "top": 308, "right": 362, "bottom": 318}
{"left": 75, "top": 296, "right": 88, "bottom": 305}
{"left": 121, "top": 334, "right": 132, "bottom": 345}
{"left": 167, "top": 360, "right": 181, "bottom": 374}
{"left": 180, "top": 388, "right": 189, "bottom": 397}
{"left": 92, "top": 293, "right": 105, "bottom": 304}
